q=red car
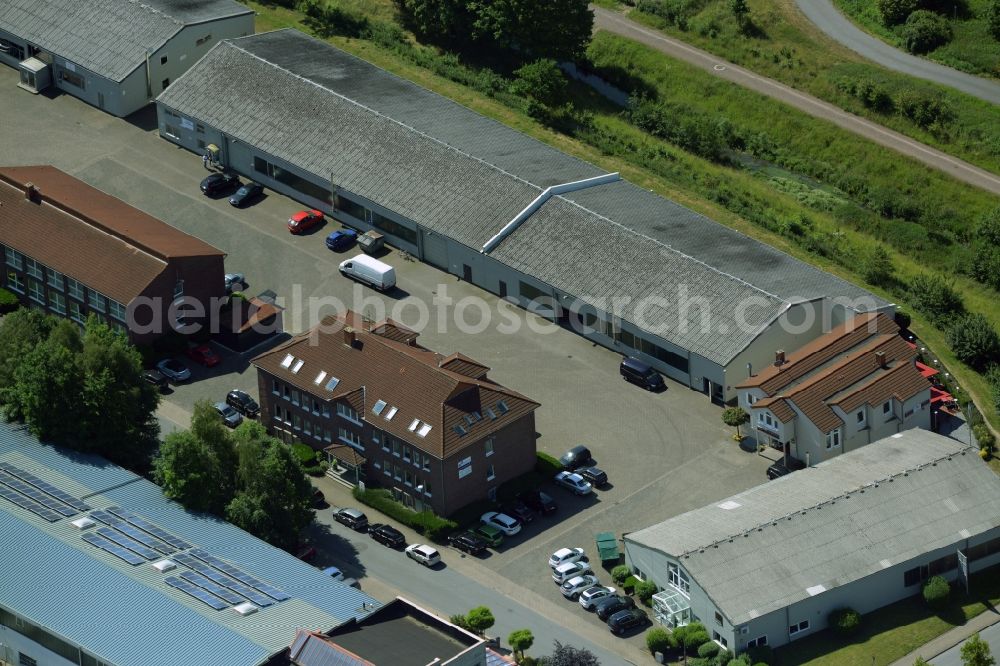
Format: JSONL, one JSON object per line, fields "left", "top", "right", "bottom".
{"left": 288, "top": 209, "right": 323, "bottom": 234}
{"left": 186, "top": 345, "right": 220, "bottom": 367}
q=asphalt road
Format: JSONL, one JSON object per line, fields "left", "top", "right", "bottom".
{"left": 932, "top": 621, "right": 1000, "bottom": 665}
{"left": 795, "top": 0, "right": 1000, "bottom": 105}
{"left": 591, "top": 6, "right": 1000, "bottom": 195}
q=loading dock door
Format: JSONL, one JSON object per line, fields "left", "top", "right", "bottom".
{"left": 421, "top": 230, "right": 449, "bottom": 271}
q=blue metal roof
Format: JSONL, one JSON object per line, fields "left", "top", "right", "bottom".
{"left": 0, "top": 422, "right": 380, "bottom": 666}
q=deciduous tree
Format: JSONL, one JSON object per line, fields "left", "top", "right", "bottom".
{"left": 544, "top": 641, "right": 601, "bottom": 666}
{"left": 961, "top": 633, "right": 996, "bottom": 666}
{"left": 465, "top": 606, "right": 495, "bottom": 635}
{"left": 722, "top": 407, "right": 750, "bottom": 439}
{"left": 508, "top": 629, "right": 534, "bottom": 661}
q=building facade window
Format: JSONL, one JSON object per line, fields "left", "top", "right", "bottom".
{"left": 48, "top": 291, "right": 66, "bottom": 315}
{"left": 322, "top": 403, "right": 331, "bottom": 418}
{"left": 303, "top": 420, "right": 312, "bottom": 436}
{"left": 423, "top": 480, "right": 432, "bottom": 497}
{"left": 856, "top": 409, "right": 866, "bottom": 428}
{"left": 384, "top": 460, "right": 391, "bottom": 476}
{"left": 66, "top": 278, "right": 84, "bottom": 301}
{"left": 5, "top": 247, "right": 23, "bottom": 270}
{"left": 337, "top": 402, "right": 360, "bottom": 423}
{"left": 292, "top": 414, "right": 301, "bottom": 430}
{"left": 404, "top": 470, "right": 413, "bottom": 486}
{"left": 825, "top": 428, "right": 841, "bottom": 449}
{"left": 46, "top": 269, "right": 63, "bottom": 290}
{"left": 6, "top": 271, "right": 24, "bottom": 294}
{"left": 668, "top": 563, "right": 690, "bottom": 596}
{"left": 69, "top": 301, "right": 85, "bottom": 323}
{"left": 484, "top": 438, "right": 494, "bottom": 456}
{"left": 422, "top": 453, "right": 432, "bottom": 471}
{"left": 87, "top": 289, "right": 106, "bottom": 312}
{"left": 486, "top": 464, "right": 495, "bottom": 481}
{"left": 394, "top": 464, "right": 402, "bottom": 481}
{"left": 714, "top": 611, "right": 723, "bottom": 625}
{"left": 291, "top": 389, "right": 300, "bottom": 406}
{"left": 392, "top": 440, "right": 401, "bottom": 457}
{"left": 712, "top": 632, "right": 728, "bottom": 647}
{"left": 254, "top": 156, "right": 332, "bottom": 203}
{"left": 59, "top": 70, "right": 85, "bottom": 89}
{"left": 338, "top": 427, "right": 362, "bottom": 450}
{"left": 19, "top": 653, "right": 38, "bottom": 666}
{"left": 746, "top": 636, "right": 767, "bottom": 648}
{"left": 28, "top": 280, "right": 44, "bottom": 304}
{"left": 173, "top": 280, "right": 184, "bottom": 299}
{"left": 272, "top": 379, "right": 280, "bottom": 395}
{"left": 883, "top": 400, "right": 893, "bottom": 417}
{"left": 25, "top": 258, "right": 42, "bottom": 280}
{"left": 109, "top": 299, "right": 126, "bottom": 322}
{"left": 788, "top": 620, "right": 809, "bottom": 635}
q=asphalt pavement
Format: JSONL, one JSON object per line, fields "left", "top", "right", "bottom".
{"left": 591, "top": 5, "right": 1000, "bottom": 196}
{"left": 932, "top": 620, "right": 1000, "bottom": 665}
{"left": 795, "top": 0, "right": 1000, "bottom": 105}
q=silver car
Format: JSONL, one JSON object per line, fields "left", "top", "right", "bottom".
{"left": 214, "top": 402, "right": 243, "bottom": 428}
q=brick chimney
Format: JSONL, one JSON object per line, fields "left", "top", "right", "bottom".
{"left": 343, "top": 326, "right": 356, "bottom": 347}
{"left": 774, "top": 350, "right": 786, "bottom": 367}
{"left": 24, "top": 182, "right": 40, "bottom": 203}
{"left": 875, "top": 351, "right": 887, "bottom": 368}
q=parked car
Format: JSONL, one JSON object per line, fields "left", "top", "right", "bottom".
{"left": 325, "top": 229, "right": 358, "bottom": 251}
{"left": 229, "top": 181, "right": 263, "bottom": 207}
{"left": 200, "top": 171, "right": 239, "bottom": 195}
{"left": 620, "top": 357, "right": 665, "bottom": 391}
{"left": 141, "top": 369, "right": 168, "bottom": 390}
{"left": 369, "top": 523, "right": 405, "bottom": 548}
{"left": 288, "top": 209, "right": 324, "bottom": 234}
{"left": 186, "top": 344, "right": 220, "bottom": 367}
{"left": 448, "top": 532, "right": 487, "bottom": 556}
{"left": 226, "top": 389, "right": 259, "bottom": 418}
{"left": 156, "top": 358, "right": 190, "bottom": 382}
{"left": 548, "top": 547, "right": 587, "bottom": 569}
{"left": 472, "top": 524, "right": 504, "bottom": 548}
{"left": 578, "top": 466, "right": 608, "bottom": 488}
{"left": 552, "top": 561, "right": 593, "bottom": 584}
{"left": 608, "top": 607, "right": 649, "bottom": 634}
{"left": 480, "top": 512, "right": 521, "bottom": 536}
{"left": 322, "top": 566, "right": 345, "bottom": 581}
{"left": 554, "top": 471, "right": 593, "bottom": 496}
{"left": 224, "top": 272, "right": 247, "bottom": 293}
{"left": 559, "top": 445, "right": 592, "bottom": 470}
{"left": 333, "top": 507, "right": 369, "bottom": 531}
{"left": 767, "top": 457, "right": 806, "bottom": 480}
{"left": 312, "top": 488, "right": 325, "bottom": 508}
{"left": 519, "top": 489, "right": 557, "bottom": 514}
{"left": 405, "top": 544, "right": 441, "bottom": 567}
{"left": 561, "top": 575, "right": 600, "bottom": 599}
{"left": 595, "top": 595, "right": 635, "bottom": 621}
{"left": 213, "top": 402, "right": 243, "bottom": 428}
{"left": 579, "top": 585, "right": 617, "bottom": 610}
{"left": 338, "top": 254, "right": 396, "bottom": 291}
{"left": 502, "top": 500, "right": 535, "bottom": 524}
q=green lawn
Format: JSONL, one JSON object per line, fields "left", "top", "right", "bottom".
{"left": 775, "top": 568, "right": 1000, "bottom": 665}
{"left": 834, "top": 0, "right": 1000, "bottom": 79}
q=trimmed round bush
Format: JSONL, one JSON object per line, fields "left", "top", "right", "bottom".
{"left": 829, "top": 607, "right": 862, "bottom": 636}
{"left": 697, "top": 640, "right": 721, "bottom": 659}
{"left": 923, "top": 575, "right": 951, "bottom": 610}
{"left": 535, "top": 451, "right": 562, "bottom": 476}
{"left": 611, "top": 564, "right": 631, "bottom": 584}
{"left": 646, "top": 627, "right": 671, "bottom": 654}
{"left": 901, "top": 10, "right": 952, "bottom": 54}
{"left": 973, "top": 424, "right": 996, "bottom": 451}
{"left": 635, "top": 580, "right": 658, "bottom": 605}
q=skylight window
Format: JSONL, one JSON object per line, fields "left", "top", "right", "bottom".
{"left": 485, "top": 408, "right": 496, "bottom": 420}
{"left": 373, "top": 400, "right": 387, "bottom": 416}
{"left": 472, "top": 411, "right": 482, "bottom": 422}
{"left": 291, "top": 359, "right": 304, "bottom": 374}
{"left": 463, "top": 415, "right": 474, "bottom": 427}
{"left": 384, "top": 406, "right": 398, "bottom": 420}
{"left": 417, "top": 423, "right": 432, "bottom": 437}
{"left": 496, "top": 400, "right": 509, "bottom": 414}
{"left": 453, "top": 425, "right": 467, "bottom": 436}
{"left": 408, "top": 419, "right": 420, "bottom": 432}
{"left": 314, "top": 371, "right": 327, "bottom": 385}
{"left": 280, "top": 354, "right": 294, "bottom": 368}
{"left": 324, "top": 376, "right": 341, "bottom": 391}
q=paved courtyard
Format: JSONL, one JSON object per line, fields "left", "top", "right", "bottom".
{"left": 1, "top": 70, "right": 770, "bottom": 650}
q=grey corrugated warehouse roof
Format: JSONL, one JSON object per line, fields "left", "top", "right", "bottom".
{"left": 0, "top": 0, "right": 251, "bottom": 82}
{"left": 158, "top": 29, "right": 885, "bottom": 364}
{"left": 0, "top": 422, "right": 378, "bottom": 666}
{"left": 626, "top": 430, "right": 1000, "bottom": 624}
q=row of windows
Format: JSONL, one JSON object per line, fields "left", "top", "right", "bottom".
{"left": 254, "top": 157, "right": 332, "bottom": 204}
{"left": 0, "top": 606, "right": 105, "bottom": 665}
{"left": 272, "top": 380, "right": 333, "bottom": 418}
{"left": 903, "top": 536, "right": 1000, "bottom": 587}
{"left": 380, "top": 434, "right": 433, "bottom": 471}
{"left": 5, "top": 248, "right": 123, "bottom": 318}
{"left": 579, "top": 310, "right": 691, "bottom": 374}
{"left": 667, "top": 562, "right": 690, "bottom": 596}
{"left": 375, "top": 459, "right": 434, "bottom": 496}
{"left": 788, "top": 619, "right": 810, "bottom": 636}
{"left": 334, "top": 194, "right": 418, "bottom": 245}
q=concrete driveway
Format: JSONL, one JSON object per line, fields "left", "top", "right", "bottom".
{"left": 1, "top": 69, "right": 770, "bottom": 657}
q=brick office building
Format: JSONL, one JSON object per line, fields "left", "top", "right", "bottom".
{"left": 253, "top": 312, "right": 539, "bottom": 516}
{"left": 0, "top": 165, "right": 226, "bottom": 344}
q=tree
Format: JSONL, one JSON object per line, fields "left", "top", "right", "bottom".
{"left": 961, "top": 633, "right": 996, "bottom": 666}
{"left": 948, "top": 314, "right": 1000, "bottom": 372}
{"left": 971, "top": 247, "right": 1000, "bottom": 291}
{"left": 0, "top": 309, "right": 56, "bottom": 415}
{"left": 544, "top": 641, "right": 600, "bottom": 666}
{"left": 908, "top": 273, "right": 963, "bottom": 325}
{"left": 915, "top": 657, "right": 931, "bottom": 666}
{"left": 510, "top": 59, "right": 569, "bottom": 108}
{"left": 722, "top": 407, "right": 750, "bottom": 439}
{"left": 729, "top": 0, "right": 751, "bottom": 33}
{"left": 860, "top": 245, "right": 895, "bottom": 286}
{"left": 876, "top": 0, "right": 918, "bottom": 25}
{"left": 922, "top": 575, "right": 951, "bottom": 610}
{"left": 901, "top": 10, "right": 952, "bottom": 54}
{"left": 153, "top": 430, "right": 234, "bottom": 513}
{"left": 987, "top": 0, "right": 1000, "bottom": 41}
{"left": 508, "top": 629, "right": 534, "bottom": 662}
{"left": 465, "top": 606, "right": 495, "bottom": 635}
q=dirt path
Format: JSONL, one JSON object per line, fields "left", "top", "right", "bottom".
{"left": 591, "top": 6, "right": 1000, "bottom": 195}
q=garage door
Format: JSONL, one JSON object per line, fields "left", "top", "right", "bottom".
{"left": 421, "top": 230, "right": 449, "bottom": 270}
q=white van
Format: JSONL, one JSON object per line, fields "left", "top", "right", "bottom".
{"left": 338, "top": 254, "right": 396, "bottom": 291}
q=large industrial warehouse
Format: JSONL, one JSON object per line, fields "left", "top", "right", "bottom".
{"left": 155, "top": 28, "right": 890, "bottom": 402}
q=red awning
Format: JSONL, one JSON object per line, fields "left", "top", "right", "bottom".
{"left": 916, "top": 361, "right": 939, "bottom": 378}
{"left": 930, "top": 387, "right": 952, "bottom": 403}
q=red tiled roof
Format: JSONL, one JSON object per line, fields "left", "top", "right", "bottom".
{"left": 253, "top": 313, "right": 538, "bottom": 459}
{"left": 738, "top": 312, "right": 897, "bottom": 393}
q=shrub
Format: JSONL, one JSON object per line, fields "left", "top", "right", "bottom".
{"left": 623, "top": 575, "right": 639, "bottom": 595}
{"left": 510, "top": 59, "right": 568, "bottom": 108}
{"left": 671, "top": 622, "right": 710, "bottom": 653}
{"left": 876, "top": 0, "right": 918, "bottom": 25}
{"left": 901, "top": 10, "right": 952, "bottom": 54}
{"left": 895, "top": 310, "right": 912, "bottom": 330}
{"left": 352, "top": 487, "right": 457, "bottom": 542}
{"left": 535, "top": 451, "right": 563, "bottom": 476}
{"left": 973, "top": 423, "right": 996, "bottom": 451}
{"left": 948, "top": 314, "right": 1000, "bottom": 372}
{"left": 971, "top": 247, "right": 1000, "bottom": 291}
{"left": 923, "top": 575, "right": 951, "bottom": 609}
{"left": 290, "top": 443, "right": 318, "bottom": 465}
{"left": 611, "top": 564, "right": 632, "bottom": 584}
{"left": 859, "top": 245, "right": 895, "bottom": 287}
{"left": 635, "top": 580, "right": 658, "bottom": 605}
{"left": 746, "top": 644, "right": 774, "bottom": 664}
{"left": 300, "top": 0, "right": 370, "bottom": 38}
{"left": 646, "top": 627, "right": 671, "bottom": 654}
{"left": 987, "top": 0, "right": 1000, "bottom": 40}
{"left": 465, "top": 606, "right": 495, "bottom": 635}
{"left": 829, "top": 607, "right": 862, "bottom": 636}
{"left": 907, "top": 274, "right": 963, "bottom": 325}
{"left": 895, "top": 90, "right": 955, "bottom": 129}
{"left": 697, "top": 641, "right": 721, "bottom": 659}
{"left": 988, "top": 366, "right": 1000, "bottom": 414}
{"left": 0, "top": 288, "right": 19, "bottom": 314}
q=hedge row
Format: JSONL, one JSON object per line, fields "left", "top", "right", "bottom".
{"left": 352, "top": 487, "right": 456, "bottom": 542}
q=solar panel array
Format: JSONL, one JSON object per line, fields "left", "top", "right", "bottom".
{"left": 106, "top": 506, "right": 191, "bottom": 550}
{"left": 189, "top": 548, "right": 290, "bottom": 601}
{"left": 0, "top": 463, "right": 91, "bottom": 512}
{"left": 179, "top": 571, "right": 248, "bottom": 605}
{"left": 172, "top": 553, "right": 275, "bottom": 607}
{"left": 82, "top": 532, "right": 146, "bottom": 566}
{"left": 89, "top": 510, "right": 176, "bottom": 555}
{"left": 0, "top": 470, "right": 78, "bottom": 518}
{"left": 96, "top": 526, "right": 159, "bottom": 561}
{"left": 165, "top": 576, "right": 228, "bottom": 610}
{"left": 0, "top": 485, "right": 63, "bottom": 522}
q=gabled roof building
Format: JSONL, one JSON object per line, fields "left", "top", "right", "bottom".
{"left": 0, "top": 0, "right": 253, "bottom": 116}
{"left": 156, "top": 28, "right": 891, "bottom": 404}
{"left": 252, "top": 311, "right": 539, "bottom": 516}
{"left": 624, "top": 430, "right": 1000, "bottom": 654}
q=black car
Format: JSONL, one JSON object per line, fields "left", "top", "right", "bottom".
{"left": 142, "top": 369, "right": 168, "bottom": 390}
{"left": 226, "top": 389, "right": 260, "bottom": 418}
{"left": 369, "top": 523, "right": 405, "bottom": 548}
{"left": 333, "top": 507, "right": 369, "bottom": 531}
{"left": 229, "top": 181, "right": 263, "bottom": 207}
{"left": 595, "top": 595, "right": 635, "bottom": 621}
{"left": 502, "top": 500, "right": 535, "bottom": 524}
{"left": 518, "top": 489, "right": 557, "bottom": 515}
{"left": 447, "top": 531, "right": 487, "bottom": 556}
{"left": 200, "top": 172, "right": 240, "bottom": 195}
{"left": 559, "top": 445, "right": 592, "bottom": 470}
{"left": 767, "top": 457, "right": 806, "bottom": 480}
{"left": 608, "top": 607, "right": 649, "bottom": 634}
{"left": 578, "top": 466, "right": 608, "bottom": 488}
{"left": 620, "top": 357, "right": 665, "bottom": 391}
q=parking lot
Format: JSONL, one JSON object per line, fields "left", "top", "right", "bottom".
{"left": 1, "top": 70, "right": 770, "bottom": 653}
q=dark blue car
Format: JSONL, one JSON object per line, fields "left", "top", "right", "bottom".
{"left": 325, "top": 229, "right": 358, "bottom": 251}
